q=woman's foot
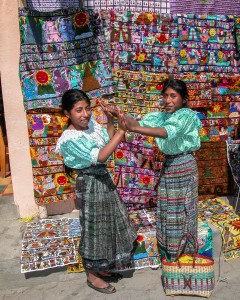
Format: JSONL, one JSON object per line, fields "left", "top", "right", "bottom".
{"left": 87, "top": 271, "right": 116, "bottom": 293}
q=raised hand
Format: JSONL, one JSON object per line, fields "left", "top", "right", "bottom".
{"left": 116, "top": 107, "right": 127, "bottom": 132}
{"left": 98, "top": 100, "right": 117, "bottom": 119}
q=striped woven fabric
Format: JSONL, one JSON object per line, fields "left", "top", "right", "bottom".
{"left": 76, "top": 166, "right": 137, "bottom": 271}
{"left": 157, "top": 153, "right": 198, "bottom": 261}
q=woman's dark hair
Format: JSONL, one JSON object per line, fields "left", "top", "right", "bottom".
{"left": 162, "top": 78, "right": 189, "bottom": 108}
{"left": 61, "top": 89, "right": 90, "bottom": 112}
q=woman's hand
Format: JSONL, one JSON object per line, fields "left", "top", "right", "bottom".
{"left": 98, "top": 100, "right": 117, "bottom": 122}
{"left": 116, "top": 107, "right": 127, "bottom": 132}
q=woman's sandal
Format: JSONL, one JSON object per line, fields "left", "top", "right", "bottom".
{"left": 87, "top": 280, "right": 116, "bottom": 294}
{"left": 97, "top": 272, "right": 123, "bottom": 282}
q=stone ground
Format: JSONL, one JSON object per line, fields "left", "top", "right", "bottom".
{"left": 0, "top": 194, "right": 240, "bottom": 300}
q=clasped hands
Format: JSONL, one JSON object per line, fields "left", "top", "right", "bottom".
{"left": 98, "top": 100, "right": 128, "bottom": 132}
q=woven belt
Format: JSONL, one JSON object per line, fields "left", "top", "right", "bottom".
{"left": 164, "top": 151, "right": 193, "bottom": 159}
{"left": 76, "top": 164, "right": 108, "bottom": 176}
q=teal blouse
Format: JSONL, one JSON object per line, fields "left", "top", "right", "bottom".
{"left": 139, "top": 108, "right": 202, "bottom": 155}
{"left": 55, "top": 118, "right": 110, "bottom": 169}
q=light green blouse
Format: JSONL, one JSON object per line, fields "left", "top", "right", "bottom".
{"left": 55, "top": 118, "right": 110, "bottom": 169}
{"left": 139, "top": 108, "right": 202, "bottom": 155}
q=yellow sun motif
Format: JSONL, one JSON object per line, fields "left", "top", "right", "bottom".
{"left": 137, "top": 53, "right": 146, "bottom": 62}
{"left": 218, "top": 51, "right": 224, "bottom": 58}
{"left": 213, "top": 104, "right": 221, "bottom": 113}
{"left": 146, "top": 13, "right": 154, "bottom": 22}
{"left": 236, "top": 17, "right": 240, "bottom": 24}
{"left": 180, "top": 49, "right": 187, "bottom": 58}
{"left": 209, "top": 28, "right": 216, "bottom": 36}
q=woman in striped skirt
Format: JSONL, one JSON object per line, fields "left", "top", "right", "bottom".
{"left": 56, "top": 89, "right": 137, "bottom": 294}
{"left": 101, "top": 78, "right": 202, "bottom": 262}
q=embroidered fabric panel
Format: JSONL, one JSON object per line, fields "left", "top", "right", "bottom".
{"left": 100, "top": 10, "right": 179, "bottom": 74}
{"left": 110, "top": 70, "right": 167, "bottom": 118}
{"left": 198, "top": 197, "right": 240, "bottom": 261}
{"left": 84, "top": 0, "right": 170, "bottom": 13}
{"left": 198, "top": 74, "right": 240, "bottom": 142}
{"left": 177, "top": 14, "right": 238, "bottom": 74}
{"left": 25, "top": 0, "right": 83, "bottom": 11}
{"left": 21, "top": 218, "right": 81, "bottom": 273}
{"left": 27, "top": 109, "right": 77, "bottom": 204}
{"left": 19, "top": 7, "right": 115, "bottom": 110}
{"left": 198, "top": 221, "right": 213, "bottom": 258}
{"left": 195, "top": 142, "right": 229, "bottom": 196}
{"left": 113, "top": 135, "right": 162, "bottom": 210}
{"left": 169, "top": 0, "right": 240, "bottom": 15}
{"left": 105, "top": 70, "right": 166, "bottom": 209}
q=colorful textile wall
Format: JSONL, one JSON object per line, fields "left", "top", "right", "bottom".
{"left": 99, "top": 9, "right": 239, "bottom": 201}
{"left": 170, "top": 0, "right": 240, "bottom": 15}
{"left": 18, "top": 5, "right": 240, "bottom": 206}
{"left": 19, "top": 6, "right": 115, "bottom": 204}
{"left": 101, "top": 10, "right": 239, "bottom": 74}
{"left": 19, "top": 7, "right": 115, "bottom": 110}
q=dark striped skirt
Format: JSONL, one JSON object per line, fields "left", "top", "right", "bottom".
{"left": 157, "top": 153, "right": 198, "bottom": 262}
{"left": 75, "top": 165, "right": 137, "bottom": 271}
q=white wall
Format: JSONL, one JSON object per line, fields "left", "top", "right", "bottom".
{"left": 0, "top": 0, "right": 39, "bottom": 217}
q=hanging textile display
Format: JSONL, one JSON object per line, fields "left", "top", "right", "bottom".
{"left": 113, "top": 134, "right": 162, "bottom": 210}
{"left": 169, "top": 0, "right": 240, "bottom": 15}
{"left": 106, "top": 70, "right": 167, "bottom": 208}
{"left": 27, "top": 109, "right": 77, "bottom": 205}
{"left": 100, "top": 10, "right": 179, "bottom": 74}
{"left": 195, "top": 74, "right": 240, "bottom": 142}
{"left": 196, "top": 142, "right": 229, "bottom": 196}
{"left": 25, "top": 0, "right": 83, "bottom": 11}
{"left": 19, "top": 7, "right": 115, "bottom": 110}
{"left": 84, "top": 0, "right": 170, "bottom": 13}
{"left": 177, "top": 14, "right": 238, "bottom": 74}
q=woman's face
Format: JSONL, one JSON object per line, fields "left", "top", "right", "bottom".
{"left": 65, "top": 99, "right": 92, "bottom": 130}
{"left": 162, "top": 87, "right": 186, "bottom": 114}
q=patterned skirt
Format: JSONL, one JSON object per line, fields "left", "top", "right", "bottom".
{"left": 75, "top": 165, "right": 137, "bottom": 271}
{"left": 157, "top": 153, "right": 198, "bottom": 262}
